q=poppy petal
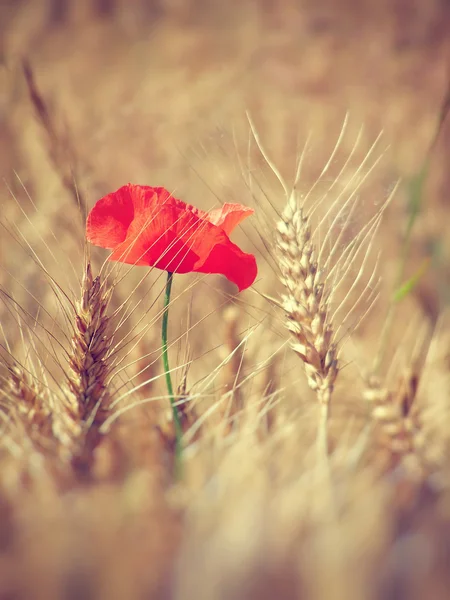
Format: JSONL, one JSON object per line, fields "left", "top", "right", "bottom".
{"left": 109, "top": 205, "right": 201, "bottom": 272}
{"left": 194, "top": 235, "right": 258, "bottom": 291}
{"left": 109, "top": 197, "right": 212, "bottom": 271}
{"left": 86, "top": 184, "right": 136, "bottom": 249}
{"left": 207, "top": 203, "right": 254, "bottom": 235}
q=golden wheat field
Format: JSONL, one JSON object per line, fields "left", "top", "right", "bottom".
{"left": 1, "top": 0, "right": 450, "bottom": 598}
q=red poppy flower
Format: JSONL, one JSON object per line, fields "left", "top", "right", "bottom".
{"left": 86, "top": 184, "right": 257, "bottom": 291}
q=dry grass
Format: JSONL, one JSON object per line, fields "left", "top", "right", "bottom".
{"left": 2, "top": 1, "right": 450, "bottom": 598}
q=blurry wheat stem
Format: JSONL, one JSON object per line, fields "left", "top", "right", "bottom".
{"left": 162, "top": 271, "right": 183, "bottom": 477}
{"left": 22, "top": 59, "right": 86, "bottom": 215}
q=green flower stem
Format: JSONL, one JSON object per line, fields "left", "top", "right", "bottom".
{"left": 162, "top": 271, "right": 183, "bottom": 477}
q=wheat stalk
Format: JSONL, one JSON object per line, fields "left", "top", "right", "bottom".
{"left": 218, "top": 306, "right": 245, "bottom": 433}
{"left": 22, "top": 59, "right": 86, "bottom": 212}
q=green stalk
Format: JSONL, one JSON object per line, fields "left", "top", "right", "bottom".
{"left": 373, "top": 89, "right": 450, "bottom": 375}
{"left": 373, "top": 164, "right": 428, "bottom": 375}
{"left": 162, "top": 271, "right": 183, "bottom": 477}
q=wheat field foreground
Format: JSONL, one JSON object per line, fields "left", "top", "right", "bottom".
{"left": 1, "top": 1, "right": 450, "bottom": 599}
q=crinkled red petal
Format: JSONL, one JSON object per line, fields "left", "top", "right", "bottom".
{"left": 193, "top": 236, "right": 257, "bottom": 291}
{"left": 86, "top": 184, "right": 136, "bottom": 249}
{"left": 109, "top": 205, "right": 202, "bottom": 272}
{"left": 207, "top": 203, "right": 254, "bottom": 235}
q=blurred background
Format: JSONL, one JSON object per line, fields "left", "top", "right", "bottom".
{"left": 2, "top": 5, "right": 450, "bottom": 599}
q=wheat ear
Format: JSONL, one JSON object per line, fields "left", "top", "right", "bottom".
{"left": 2, "top": 364, "right": 55, "bottom": 454}
{"left": 275, "top": 193, "right": 338, "bottom": 455}
{"left": 67, "top": 262, "right": 113, "bottom": 476}
{"left": 364, "top": 370, "right": 421, "bottom": 471}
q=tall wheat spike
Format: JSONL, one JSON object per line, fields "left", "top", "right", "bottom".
{"left": 66, "top": 261, "right": 113, "bottom": 476}
{"left": 275, "top": 193, "right": 338, "bottom": 455}
{"left": 276, "top": 195, "right": 339, "bottom": 402}
{"left": 245, "top": 114, "right": 341, "bottom": 455}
